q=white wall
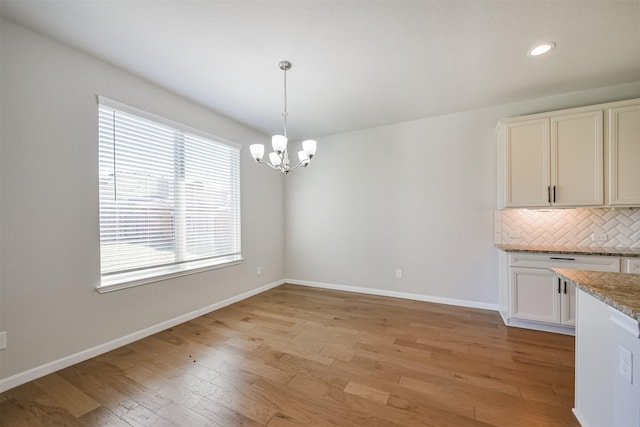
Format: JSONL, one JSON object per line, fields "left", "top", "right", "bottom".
{"left": 285, "top": 82, "right": 640, "bottom": 306}
{"left": 0, "top": 19, "right": 284, "bottom": 382}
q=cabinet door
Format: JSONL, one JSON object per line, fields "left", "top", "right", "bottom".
{"left": 608, "top": 103, "right": 640, "bottom": 206}
{"left": 551, "top": 111, "right": 603, "bottom": 206}
{"left": 510, "top": 268, "right": 560, "bottom": 324}
{"left": 560, "top": 278, "right": 576, "bottom": 326}
{"left": 504, "top": 119, "right": 550, "bottom": 207}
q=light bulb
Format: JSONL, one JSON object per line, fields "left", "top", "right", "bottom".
{"left": 528, "top": 43, "right": 556, "bottom": 56}
{"left": 298, "top": 150, "right": 310, "bottom": 165}
{"left": 302, "top": 140, "right": 317, "bottom": 158}
{"left": 272, "top": 135, "right": 287, "bottom": 154}
{"left": 249, "top": 144, "right": 264, "bottom": 161}
{"left": 269, "top": 152, "right": 282, "bottom": 166}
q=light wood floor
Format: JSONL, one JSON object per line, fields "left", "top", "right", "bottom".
{"left": 1, "top": 284, "right": 579, "bottom": 426}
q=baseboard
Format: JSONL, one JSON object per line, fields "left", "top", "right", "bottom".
{"left": 0, "top": 279, "right": 285, "bottom": 393}
{"left": 572, "top": 408, "right": 588, "bottom": 426}
{"left": 285, "top": 279, "right": 499, "bottom": 311}
{"left": 505, "top": 317, "right": 575, "bottom": 336}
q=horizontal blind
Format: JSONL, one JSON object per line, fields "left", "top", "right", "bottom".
{"left": 98, "top": 103, "right": 241, "bottom": 278}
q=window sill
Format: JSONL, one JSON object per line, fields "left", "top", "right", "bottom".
{"left": 96, "top": 256, "right": 244, "bottom": 293}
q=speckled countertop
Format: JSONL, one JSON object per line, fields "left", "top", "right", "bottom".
{"left": 552, "top": 268, "right": 640, "bottom": 322}
{"left": 496, "top": 243, "right": 640, "bottom": 257}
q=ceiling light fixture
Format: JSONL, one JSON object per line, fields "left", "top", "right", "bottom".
{"left": 528, "top": 42, "right": 556, "bottom": 56}
{"left": 249, "top": 60, "right": 316, "bottom": 174}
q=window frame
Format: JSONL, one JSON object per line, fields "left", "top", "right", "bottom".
{"left": 96, "top": 96, "right": 242, "bottom": 293}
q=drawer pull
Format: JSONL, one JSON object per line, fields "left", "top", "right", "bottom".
{"left": 557, "top": 277, "right": 561, "bottom": 294}
{"left": 549, "top": 257, "right": 575, "bottom": 261}
{"left": 563, "top": 281, "right": 567, "bottom": 294}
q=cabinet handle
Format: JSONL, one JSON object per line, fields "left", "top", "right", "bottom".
{"left": 558, "top": 277, "right": 561, "bottom": 294}
{"left": 549, "top": 257, "right": 576, "bottom": 261}
{"left": 553, "top": 185, "right": 556, "bottom": 203}
{"left": 547, "top": 186, "right": 551, "bottom": 203}
{"left": 563, "top": 281, "right": 567, "bottom": 294}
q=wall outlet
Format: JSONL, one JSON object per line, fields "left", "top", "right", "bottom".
{"left": 395, "top": 269, "right": 403, "bottom": 279}
{"left": 0, "top": 331, "right": 7, "bottom": 350}
{"left": 592, "top": 233, "right": 608, "bottom": 242}
{"left": 619, "top": 345, "right": 633, "bottom": 385}
{"left": 256, "top": 266, "right": 262, "bottom": 276}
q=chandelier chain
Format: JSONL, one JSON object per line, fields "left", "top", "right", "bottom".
{"left": 282, "top": 66, "right": 288, "bottom": 138}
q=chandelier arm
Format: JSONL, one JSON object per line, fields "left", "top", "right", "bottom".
{"left": 256, "top": 159, "right": 280, "bottom": 170}
{"left": 289, "top": 160, "right": 309, "bottom": 172}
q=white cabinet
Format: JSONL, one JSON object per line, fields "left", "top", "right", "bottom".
{"left": 499, "top": 110, "right": 603, "bottom": 208}
{"left": 510, "top": 268, "right": 576, "bottom": 326}
{"left": 503, "top": 119, "right": 550, "bottom": 207}
{"left": 498, "top": 98, "right": 640, "bottom": 209}
{"left": 501, "top": 252, "right": 620, "bottom": 334}
{"left": 624, "top": 258, "right": 640, "bottom": 274}
{"left": 608, "top": 102, "right": 640, "bottom": 206}
{"left": 551, "top": 111, "right": 603, "bottom": 207}
{"left": 560, "top": 278, "right": 577, "bottom": 326}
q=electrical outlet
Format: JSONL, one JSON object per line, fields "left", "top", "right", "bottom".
{"left": 0, "top": 331, "right": 7, "bottom": 350}
{"left": 619, "top": 345, "right": 633, "bottom": 385}
{"left": 256, "top": 266, "right": 262, "bottom": 276}
{"left": 395, "top": 269, "right": 403, "bottom": 279}
{"left": 592, "top": 233, "right": 608, "bottom": 242}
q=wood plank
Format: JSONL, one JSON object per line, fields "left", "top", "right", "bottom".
{"left": 33, "top": 373, "right": 100, "bottom": 417}
{"left": 343, "top": 381, "right": 390, "bottom": 405}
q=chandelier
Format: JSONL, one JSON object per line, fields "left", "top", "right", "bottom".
{"left": 249, "top": 61, "right": 317, "bottom": 174}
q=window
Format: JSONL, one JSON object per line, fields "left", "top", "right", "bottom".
{"left": 97, "top": 97, "right": 241, "bottom": 291}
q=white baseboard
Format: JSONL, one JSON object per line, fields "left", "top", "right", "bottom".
{"left": 572, "top": 408, "right": 588, "bottom": 427}
{"left": 0, "top": 279, "right": 285, "bottom": 393}
{"left": 504, "top": 317, "right": 575, "bottom": 336}
{"left": 285, "top": 278, "right": 499, "bottom": 311}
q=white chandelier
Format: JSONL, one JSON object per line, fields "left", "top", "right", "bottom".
{"left": 249, "top": 61, "right": 317, "bottom": 174}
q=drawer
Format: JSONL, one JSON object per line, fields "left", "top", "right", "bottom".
{"left": 624, "top": 258, "right": 640, "bottom": 274}
{"left": 509, "top": 252, "right": 620, "bottom": 272}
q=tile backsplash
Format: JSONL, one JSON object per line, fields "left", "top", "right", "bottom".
{"left": 495, "top": 208, "right": 640, "bottom": 249}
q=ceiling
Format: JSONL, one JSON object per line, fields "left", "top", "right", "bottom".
{"left": 1, "top": 0, "right": 639, "bottom": 140}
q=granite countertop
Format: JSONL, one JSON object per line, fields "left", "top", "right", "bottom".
{"left": 496, "top": 243, "right": 640, "bottom": 257}
{"left": 552, "top": 268, "right": 640, "bottom": 322}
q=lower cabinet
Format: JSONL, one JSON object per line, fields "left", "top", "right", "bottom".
{"left": 510, "top": 269, "right": 577, "bottom": 326}
{"left": 500, "top": 252, "right": 620, "bottom": 334}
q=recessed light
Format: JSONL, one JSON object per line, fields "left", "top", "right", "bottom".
{"left": 528, "top": 42, "right": 556, "bottom": 56}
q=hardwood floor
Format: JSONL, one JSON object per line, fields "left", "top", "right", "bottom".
{"left": 0, "top": 284, "right": 579, "bottom": 426}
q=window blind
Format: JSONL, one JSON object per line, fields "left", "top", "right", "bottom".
{"left": 98, "top": 99, "right": 241, "bottom": 285}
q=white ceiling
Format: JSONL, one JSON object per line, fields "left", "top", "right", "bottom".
{"left": 1, "top": 0, "right": 639, "bottom": 140}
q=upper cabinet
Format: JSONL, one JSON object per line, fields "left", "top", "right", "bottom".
{"left": 498, "top": 99, "right": 639, "bottom": 209}
{"left": 608, "top": 103, "right": 640, "bottom": 206}
{"left": 502, "top": 118, "right": 550, "bottom": 207}
{"left": 550, "top": 111, "right": 603, "bottom": 207}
